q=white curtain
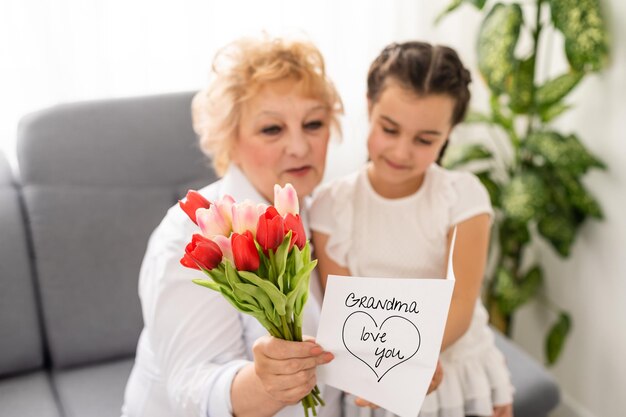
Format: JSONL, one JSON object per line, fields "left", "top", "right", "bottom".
{"left": 0, "top": 0, "right": 481, "bottom": 176}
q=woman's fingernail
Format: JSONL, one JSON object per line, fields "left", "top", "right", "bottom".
{"left": 310, "top": 345, "right": 323, "bottom": 355}
{"left": 323, "top": 352, "right": 334, "bottom": 362}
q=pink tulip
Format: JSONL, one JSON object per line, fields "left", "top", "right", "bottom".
{"left": 213, "top": 234, "right": 234, "bottom": 264}
{"left": 196, "top": 204, "right": 231, "bottom": 238}
{"left": 274, "top": 183, "right": 299, "bottom": 216}
{"left": 232, "top": 200, "right": 259, "bottom": 236}
{"left": 216, "top": 195, "right": 235, "bottom": 225}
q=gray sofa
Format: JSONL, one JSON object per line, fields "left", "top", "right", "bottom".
{"left": 0, "top": 92, "right": 560, "bottom": 416}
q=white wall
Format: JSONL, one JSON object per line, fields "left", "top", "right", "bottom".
{"left": 510, "top": 0, "right": 626, "bottom": 415}
{"left": 3, "top": 0, "right": 624, "bottom": 415}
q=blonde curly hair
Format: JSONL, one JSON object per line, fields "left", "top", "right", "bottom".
{"left": 192, "top": 36, "right": 343, "bottom": 176}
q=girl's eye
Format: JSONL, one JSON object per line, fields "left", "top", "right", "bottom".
{"left": 415, "top": 138, "right": 433, "bottom": 145}
{"left": 261, "top": 125, "right": 282, "bottom": 135}
{"left": 304, "top": 120, "right": 323, "bottom": 130}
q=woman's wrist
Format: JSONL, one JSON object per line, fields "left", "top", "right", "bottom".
{"left": 231, "top": 363, "right": 285, "bottom": 417}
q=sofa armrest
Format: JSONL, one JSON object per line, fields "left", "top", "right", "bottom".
{"left": 493, "top": 329, "right": 560, "bottom": 417}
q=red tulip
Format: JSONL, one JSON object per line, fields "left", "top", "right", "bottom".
{"left": 256, "top": 207, "right": 285, "bottom": 253}
{"left": 232, "top": 231, "right": 260, "bottom": 271}
{"left": 284, "top": 213, "right": 306, "bottom": 250}
{"left": 180, "top": 234, "right": 222, "bottom": 271}
{"left": 179, "top": 190, "right": 211, "bottom": 225}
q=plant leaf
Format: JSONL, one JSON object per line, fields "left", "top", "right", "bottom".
{"left": 464, "top": 110, "right": 493, "bottom": 124}
{"left": 547, "top": 0, "right": 609, "bottom": 72}
{"left": 501, "top": 172, "right": 548, "bottom": 222}
{"left": 498, "top": 217, "right": 530, "bottom": 257}
{"left": 554, "top": 170, "right": 603, "bottom": 219}
{"left": 477, "top": 3, "right": 523, "bottom": 94}
{"left": 524, "top": 131, "right": 605, "bottom": 176}
{"left": 536, "top": 71, "right": 584, "bottom": 108}
{"left": 537, "top": 211, "right": 577, "bottom": 256}
{"left": 546, "top": 312, "right": 571, "bottom": 365}
{"left": 435, "top": 0, "right": 487, "bottom": 24}
{"left": 508, "top": 57, "right": 535, "bottom": 113}
{"left": 540, "top": 102, "right": 572, "bottom": 123}
{"left": 442, "top": 144, "right": 493, "bottom": 169}
{"left": 476, "top": 171, "right": 501, "bottom": 208}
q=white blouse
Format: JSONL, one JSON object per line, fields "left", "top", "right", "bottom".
{"left": 122, "top": 165, "right": 341, "bottom": 417}
{"left": 310, "top": 163, "right": 514, "bottom": 417}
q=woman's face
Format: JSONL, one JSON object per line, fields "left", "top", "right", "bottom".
{"left": 232, "top": 79, "right": 332, "bottom": 202}
{"left": 367, "top": 82, "right": 454, "bottom": 198}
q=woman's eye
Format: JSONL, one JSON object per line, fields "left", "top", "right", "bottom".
{"left": 304, "top": 120, "right": 323, "bottom": 130}
{"left": 382, "top": 126, "right": 398, "bottom": 135}
{"left": 261, "top": 125, "right": 282, "bottom": 135}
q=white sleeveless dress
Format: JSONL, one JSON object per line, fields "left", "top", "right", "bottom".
{"left": 309, "top": 163, "right": 514, "bottom": 417}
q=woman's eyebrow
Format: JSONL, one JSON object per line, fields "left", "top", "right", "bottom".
{"left": 304, "top": 105, "right": 328, "bottom": 117}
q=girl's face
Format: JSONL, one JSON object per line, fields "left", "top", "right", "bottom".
{"left": 367, "top": 82, "right": 455, "bottom": 198}
{"left": 232, "top": 79, "right": 332, "bottom": 202}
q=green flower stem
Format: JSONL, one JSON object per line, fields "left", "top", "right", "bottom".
{"left": 281, "top": 315, "right": 293, "bottom": 341}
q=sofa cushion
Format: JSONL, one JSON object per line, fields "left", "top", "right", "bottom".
{"left": 53, "top": 358, "right": 134, "bottom": 417}
{"left": 0, "top": 152, "right": 44, "bottom": 376}
{"left": 0, "top": 371, "right": 62, "bottom": 417}
{"left": 493, "top": 329, "right": 560, "bottom": 416}
{"left": 17, "top": 92, "right": 216, "bottom": 368}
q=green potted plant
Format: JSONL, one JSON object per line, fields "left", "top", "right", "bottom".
{"left": 437, "top": 0, "right": 610, "bottom": 364}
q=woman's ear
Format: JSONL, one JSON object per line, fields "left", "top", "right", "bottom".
{"left": 367, "top": 97, "right": 373, "bottom": 118}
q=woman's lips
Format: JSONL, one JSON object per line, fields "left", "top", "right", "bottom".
{"left": 285, "top": 166, "right": 312, "bottom": 177}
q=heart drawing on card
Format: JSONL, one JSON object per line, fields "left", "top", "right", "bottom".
{"left": 342, "top": 311, "right": 421, "bottom": 382}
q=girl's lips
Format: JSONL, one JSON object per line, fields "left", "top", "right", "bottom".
{"left": 383, "top": 157, "right": 410, "bottom": 170}
{"left": 285, "top": 166, "right": 313, "bottom": 177}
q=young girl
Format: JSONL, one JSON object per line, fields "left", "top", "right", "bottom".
{"left": 310, "top": 42, "right": 514, "bottom": 417}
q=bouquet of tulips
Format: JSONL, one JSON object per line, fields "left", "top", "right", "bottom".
{"left": 178, "top": 184, "right": 324, "bottom": 416}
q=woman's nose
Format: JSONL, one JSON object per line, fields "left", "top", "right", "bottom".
{"left": 285, "top": 129, "right": 310, "bottom": 157}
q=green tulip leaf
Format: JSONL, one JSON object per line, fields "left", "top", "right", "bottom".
{"left": 501, "top": 172, "right": 547, "bottom": 222}
{"left": 224, "top": 260, "right": 243, "bottom": 290}
{"left": 548, "top": 0, "right": 609, "bottom": 72}
{"left": 508, "top": 57, "right": 535, "bottom": 113}
{"left": 192, "top": 278, "right": 222, "bottom": 292}
{"left": 238, "top": 270, "right": 287, "bottom": 316}
{"left": 442, "top": 144, "right": 493, "bottom": 169}
{"left": 234, "top": 282, "right": 276, "bottom": 322}
{"left": 218, "top": 286, "right": 255, "bottom": 314}
{"left": 520, "top": 265, "right": 543, "bottom": 303}
{"left": 478, "top": 3, "right": 523, "bottom": 94}
{"left": 546, "top": 312, "right": 571, "bottom": 365}
{"left": 536, "top": 71, "right": 584, "bottom": 108}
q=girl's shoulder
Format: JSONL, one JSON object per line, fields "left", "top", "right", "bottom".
{"left": 428, "top": 165, "right": 489, "bottom": 199}
{"left": 312, "top": 169, "right": 362, "bottom": 204}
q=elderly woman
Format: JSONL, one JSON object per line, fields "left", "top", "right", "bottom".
{"left": 121, "top": 37, "right": 344, "bottom": 417}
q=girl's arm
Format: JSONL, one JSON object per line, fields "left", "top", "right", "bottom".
{"left": 312, "top": 231, "right": 351, "bottom": 292}
{"left": 441, "top": 213, "right": 491, "bottom": 351}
